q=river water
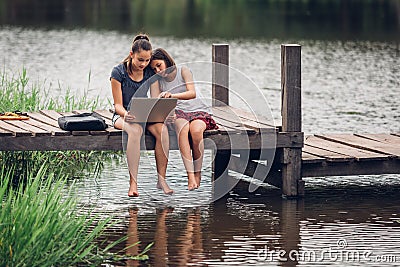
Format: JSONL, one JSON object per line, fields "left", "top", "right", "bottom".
{"left": 1, "top": 1, "right": 400, "bottom": 265}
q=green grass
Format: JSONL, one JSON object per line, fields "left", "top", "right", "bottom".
{"left": 0, "top": 165, "right": 150, "bottom": 267}
{"left": 0, "top": 68, "right": 149, "bottom": 266}
{"left": 0, "top": 150, "right": 122, "bottom": 183}
{"left": 0, "top": 67, "right": 102, "bottom": 113}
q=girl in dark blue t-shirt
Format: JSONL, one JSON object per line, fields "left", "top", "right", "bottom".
{"left": 110, "top": 34, "right": 173, "bottom": 197}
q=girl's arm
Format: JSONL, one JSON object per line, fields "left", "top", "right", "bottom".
{"left": 166, "top": 66, "right": 196, "bottom": 100}
{"left": 111, "top": 78, "right": 128, "bottom": 118}
{"left": 150, "top": 80, "right": 162, "bottom": 98}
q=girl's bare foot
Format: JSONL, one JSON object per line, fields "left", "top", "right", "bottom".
{"left": 128, "top": 177, "right": 139, "bottom": 197}
{"left": 157, "top": 179, "right": 174, "bottom": 195}
{"left": 194, "top": 172, "right": 201, "bottom": 189}
{"left": 188, "top": 177, "right": 198, "bottom": 191}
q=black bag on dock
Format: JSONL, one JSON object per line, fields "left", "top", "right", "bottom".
{"left": 58, "top": 113, "right": 107, "bottom": 131}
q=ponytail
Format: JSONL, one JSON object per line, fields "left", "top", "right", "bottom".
{"left": 123, "top": 33, "right": 152, "bottom": 75}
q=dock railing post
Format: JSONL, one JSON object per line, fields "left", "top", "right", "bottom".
{"left": 212, "top": 44, "right": 229, "bottom": 107}
{"left": 281, "top": 44, "right": 304, "bottom": 198}
{"left": 212, "top": 44, "right": 230, "bottom": 182}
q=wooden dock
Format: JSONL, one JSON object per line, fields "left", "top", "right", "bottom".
{"left": 1, "top": 44, "right": 399, "bottom": 198}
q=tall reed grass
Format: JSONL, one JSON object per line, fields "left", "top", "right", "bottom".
{"left": 0, "top": 67, "right": 101, "bottom": 113}
{"left": 0, "top": 165, "right": 150, "bottom": 266}
{"left": 0, "top": 68, "right": 148, "bottom": 265}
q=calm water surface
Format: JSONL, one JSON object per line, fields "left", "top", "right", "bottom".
{"left": 1, "top": 26, "right": 400, "bottom": 266}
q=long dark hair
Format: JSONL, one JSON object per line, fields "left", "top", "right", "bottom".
{"left": 123, "top": 34, "right": 152, "bottom": 76}
{"left": 151, "top": 48, "right": 176, "bottom": 74}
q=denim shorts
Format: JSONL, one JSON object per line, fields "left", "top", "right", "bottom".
{"left": 112, "top": 113, "right": 148, "bottom": 130}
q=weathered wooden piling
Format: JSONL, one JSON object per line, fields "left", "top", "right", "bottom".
{"left": 211, "top": 44, "right": 230, "bottom": 181}
{"left": 281, "top": 44, "right": 304, "bottom": 197}
{"left": 212, "top": 44, "right": 229, "bottom": 107}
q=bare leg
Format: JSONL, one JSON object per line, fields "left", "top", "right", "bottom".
{"left": 147, "top": 123, "right": 173, "bottom": 195}
{"left": 115, "top": 118, "right": 143, "bottom": 197}
{"left": 189, "top": 120, "right": 207, "bottom": 188}
{"left": 175, "top": 118, "right": 197, "bottom": 190}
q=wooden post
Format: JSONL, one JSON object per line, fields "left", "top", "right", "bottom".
{"left": 281, "top": 44, "right": 304, "bottom": 198}
{"left": 212, "top": 44, "right": 229, "bottom": 106}
{"left": 212, "top": 44, "right": 230, "bottom": 182}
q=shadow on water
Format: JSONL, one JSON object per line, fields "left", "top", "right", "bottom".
{"left": 98, "top": 177, "right": 400, "bottom": 266}
{"left": 0, "top": 0, "right": 399, "bottom": 41}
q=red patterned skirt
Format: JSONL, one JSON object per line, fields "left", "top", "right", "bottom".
{"left": 175, "top": 109, "right": 219, "bottom": 130}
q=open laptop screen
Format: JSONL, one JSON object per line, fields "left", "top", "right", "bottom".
{"left": 129, "top": 98, "right": 177, "bottom": 123}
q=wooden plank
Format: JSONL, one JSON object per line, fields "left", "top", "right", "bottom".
{"left": 212, "top": 107, "right": 276, "bottom": 133}
{"left": 22, "top": 116, "right": 65, "bottom": 136}
{"left": 0, "top": 120, "right": 32, "bottom": 137}
{"left": 207, "top": 132, "right": 302, "bottom": 151}
{"left": 354, "top": 133, "right": 400, "bottom": 145}
{"left": 0, "top": 127, "right": 14, "bottom": 136}
{"left": 60, "top": 111, "right": 75, "bottom": 116}
{"left": 302, "top": 158, "right": 400, "bottom": 177}
{"left": 0, "top": 120, "right": 51, "bottom": 137}
{"left": 94, "top": 109, "right": 114, "bottom": 121}
{"left": 40, "top": 110, "right": 64, "bottom": 121}
{"left": 316, "top": 134, "right": 400, "bottom": 157}
{"left": 203, "top": 129, "right": 219, "bottom": 137}
{"left": 303, "top": 144, "right": 353, "bottom": 162}
{"left": 26, "top": 111, "right": 67, "bottom": 132}
{"left": 305, "top": 135, "right": 388, "bottom": 161}
{"left": 301, "top": 151, "right": 325, "bottom": 163}
{"left": 0, "top": 135, "right": 123, "bottom": 151}
{"left": 213, "top": 106, "right": 277, "bottom": 129}
{"left": 212, "top": 115, "right": 256, "bottom": 134}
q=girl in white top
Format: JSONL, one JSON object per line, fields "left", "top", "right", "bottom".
{"left": 150, "top": 48, "right": 218, "bottom": 190}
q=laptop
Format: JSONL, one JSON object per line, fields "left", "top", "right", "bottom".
{"left": 129, "top": 98, "right": 177, "bottom": 123}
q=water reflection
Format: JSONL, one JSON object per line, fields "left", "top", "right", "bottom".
{"left": 122, "top": 207, "right": 206, "bottom": 266}
{"left": 101, "top": 180, "right": 400, "bottom": 266}
{"left": 1, "top": 0, "right": 399, "bottom": 41}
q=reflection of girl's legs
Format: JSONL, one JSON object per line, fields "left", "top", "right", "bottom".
{"left": 126, "top": 208, "right": 139, "bottom": 267}
{"left": 175, "top": 118, "right": 197, "bottom": 190}
{"left": 175, "top": 209, "right": 204, "bottom": 266}
{"left": 147, "top": 123, "right": 173, "bottom": 195}
{"left": 189, "top": 120, "right": 206, "bottom": 187}
{"left": 153, "top": 208, "right": 173, "bottom": 266}
{"left": 191, "top": 209, "right": 205, "bottom": 263}
{"left": 116, "top": 119, "right": 143, "bottom": 197}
